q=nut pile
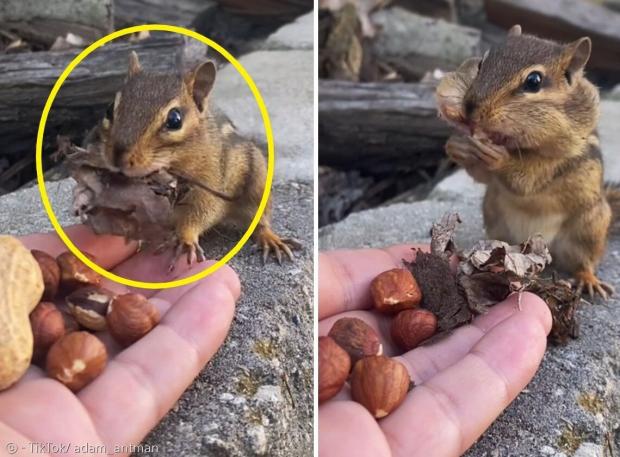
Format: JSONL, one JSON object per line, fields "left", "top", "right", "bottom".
{"left": 0, "top": 236, "right": 161, "bottom": 393}
{"left": 319, "top": 268, "right": 436, "bottom": 419}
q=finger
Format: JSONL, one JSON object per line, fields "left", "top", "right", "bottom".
{"left": 319, "top": 401, "right": 391, "bottom": 457}
{"left": 20, "top": 225, "right": 137, "bottom": 270}
{"left": 381, "top": 294, "right": 550, "bottom": 457}
{"left": 396, "top": 292, "right": 552, "bottom": 385}
{"left": 0, "top": 377, "right": 104, "bottom": 448}
{"left": 110, "top": 250, "right": 241, "bottom": 300}
{"left": 92, "top": 296, "right": 176, "bottom": 359}
{"left": 79, "top": 266, "right": 239, "bottom": 449}
{"left": 100, "top": 262, "right": 240, "bottom": 359}
{"left": 318, "top": 293, "right": 552, "bottom": 387}
{"left": 319, "top": 245, "right": 423, "bottom": 320}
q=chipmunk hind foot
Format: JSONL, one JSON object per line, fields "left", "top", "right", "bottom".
{"left": 572, "top": 268, "right": 615, "bottom": 300}
{"left": 254, "top": 226, "right": 302, "bottom": 265}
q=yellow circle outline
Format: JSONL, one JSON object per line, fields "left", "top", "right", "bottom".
{"left": 36, "top": 24, "right": 274, "bottom": 289}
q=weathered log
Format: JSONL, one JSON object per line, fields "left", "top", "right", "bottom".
{"left": 319, "top": 80, "right": 451, "bottom": 173}
{"left": 0, "top": 34, "right": 185, "bottom": 172}
{"left": 114, "top": 0, "right": 215, "bottom": 28}
{"left": 485, "top": 0, "right": 620, "bottom": 76}
{"left": 395, "top": 0, "right": 456, "bottom": 21}
{"left": 0, "top": 0, "right": 113, "bottom": 47}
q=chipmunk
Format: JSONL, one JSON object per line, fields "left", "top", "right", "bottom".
{"left": 85, "top": 51, "right": 300, "bottom": 268}
{"left": 439, "top": 25, "right": 620, "bottom": 299}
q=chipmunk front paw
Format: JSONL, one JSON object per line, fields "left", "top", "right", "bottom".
{"left": 470, "top": 137, "right": 510, "bottom": 171}
{"left": 572, "top": 269, "right": 614, "bottom": 300}
{"left": 255, "top": 227, "right": 302, "bottom": 265}
{"left": 168, "top": 236, "right": 206, "bottom": 272}
{"left": 445, "top": 135, "right": 479, "bottom": 168}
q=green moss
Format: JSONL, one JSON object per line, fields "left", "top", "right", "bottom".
{"left": 557, "top": 426, "right": 585, "bottom": 455}
{"left": 246, "top": 409, "right": 263, "bottom": 426}
{"left": 236, "top": 372, "right": 262, "bottom": 397}
{"left": 577, "top": 392, "right": 605, "bottom": 415}
{"left": 254, "top": 339, "right": 279, "bottom": 360}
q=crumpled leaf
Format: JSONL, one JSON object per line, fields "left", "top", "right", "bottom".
{"left": 527, "top": 276, "right": 580, "bottom": 345}
{"left": 56, "top": 136, "right": 186, "bottom": 247}
{"left": 406, "top": 213, "right": 470, "bottom": 331}
{"left": 430, "top": 212, "right": 461, "bottom": 258}
{"left": 406, "top": 213, "right": 580, "bottom": 345}
{"left": 460, "top": 236, "right": 551, "bottom": 278}
{"left": 409, "top": 249, "right": 472, "bottom": 331}
{"left": 320, "top": 0, "right": 391, "bottom": 37}
{"left": 458, "top": 235, "right": 552, "bottom": 313}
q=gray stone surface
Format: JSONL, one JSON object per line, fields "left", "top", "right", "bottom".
{"left": 600, "top": 101, "right": 620, "bottom": 181}
{"left": 0, "top": 21, "right": 314, "bottom": 457}
{"left": 429, "top": 168, "right": 485, "bottom": 201}
{"left": 264, "top": 12, "right": 314, "bottom": 51}
{"left": 1, "top": 178, "right": 313, "bottom": 457}
{"left": 212, "top": 51, "right": 313, "bottom": 184}
{"left": 319, "top": 195, "right": 620, "bottom": 456}
{"left": 372, "top": 7, "right": 482, "bottom": 74}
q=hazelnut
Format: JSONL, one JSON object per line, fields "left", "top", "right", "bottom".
{"left": 319, "top": 336, "right": 351, "bottom": 403}
{"left": 57, "top": 252, "right": 101, "bottom": 293}
{"left": 46, "top": 331, "right": 107, "bottom": 392}
{"left": 106, "top": 293, "right": 160, "bottom": 347}
{"left": 31, "top": 250, "right": 60, "bottom": 300}
{"left": 370, "top": 268, "right": 422, "bottom": 313}
{"left": 66, "top": 286, "right": 115, "bottom": 331}
{"left": 56, "top": 303, "right": 81, "bottom": 333}
{"left": 328, "top": 317, "right": 382, "bottom": 366}
{"left": 391, "top": 309, "right": 438, "bottom": 351}
{"left": 350, "top": 355, "right": 411, "bottom": 418}
{"left": 30, "top": 302, "right": 66, "bottom": 363}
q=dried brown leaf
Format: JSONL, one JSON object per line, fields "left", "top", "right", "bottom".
{"left": 407, "top": 249, "right": 471, "bottom": 331}
{"left": 408, "top": 213, "right": 579, "bottom": 344}
{"left": 430, "top": 212, "right": 461, "bottom": 258}
{"left": 56, "top": 138, "right": 183, "bottom": 247}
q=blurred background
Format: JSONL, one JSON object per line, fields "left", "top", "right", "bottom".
{"left": 318, "top": 0, "right": 620, "bottom": 227}
{"left": 0, "top": 0, "right": 312, "bottom": 196}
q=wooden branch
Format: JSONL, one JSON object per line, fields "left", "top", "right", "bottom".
{"left": 0, "top": 34, "right": 185, "bottom": 161}
{"left": 319, "top": 80, "right": 451, "bottom": 173}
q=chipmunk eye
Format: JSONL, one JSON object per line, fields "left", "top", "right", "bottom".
{"left": 165, "top": 108, "right": 183, "bottom": 130}
{"left": 523, "top": 71, "right": 543, "bottom": 92}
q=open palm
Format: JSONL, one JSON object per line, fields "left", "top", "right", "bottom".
{"left": 0, "top": 226, "right": 239, "bottom": 456}
{"left": 319, "top": 245, "right": 552, "bottom": 457}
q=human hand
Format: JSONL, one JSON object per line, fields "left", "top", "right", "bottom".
{"left": 0, "top": 225, "right": 240, "bottom": 456}
{"left": 318, "top": 245, "right": 551, "bottom": 457}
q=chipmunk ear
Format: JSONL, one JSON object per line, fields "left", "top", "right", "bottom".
{"left": 189, "top": 61, "right": 217, "bottom": 111}
{"left": 564, "top": 37, "right": 591, "bottom": 74}
{"left": 127, "top": 51, "right": 142, "bottom": 78}
{"left": 507, "top": 24, "right": 522, "bottom": 37}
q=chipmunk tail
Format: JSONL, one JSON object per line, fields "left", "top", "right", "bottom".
{"left": 605, "top": 183, "right": 620, "bottom": 235}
